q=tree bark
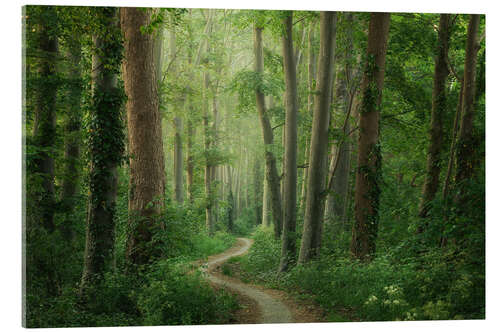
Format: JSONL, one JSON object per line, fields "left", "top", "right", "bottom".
{"left": 174, "top": 116, "right": 184, "bottom": 204}
{"left": 350, "top": 12, "right": 390, "bottom": 262}
{"left": 80, "top": 7, "right": 124, "bottom": 294}
{"left": 204, "top": 72, "right": 214, "bottom": 235}
{"left": 186, "top": 110, "right": 195, "bottom": 202}
{"left": 279, "top": 12, "right": 299, "bottom": 272}
{"left": 325, "top": 77, "right": 350, "bottom": 224}
{"left": 262, "top": 166, "right": 272, "bottom": 227}
{"left": 226, "top": 165, "right": 234, "bottom": 232}
{"left": 121, "top": 7, "right": 166, "bottom": 265}
{"left": 324, "top": 13, "right": 354, "bottom": 227}
{"left": 298, "top": 11, "right": 337, "bottom": 264}
{"left": 253, "top": 25, "right": 283, "bottom": 239}
{"left": 455, "top": 15, "right": 481, "bottom": 188}
{"left": 169, "top": 27, "right": 184, "bottom": 204}
{"left": 442, "top": 80, "right": 463, "bottom": 200}
{"left": 300, "top": 20, "right": 317, "bottom": 213}
{"left": 418, "top": 14, "right": 451, "bottom": 219}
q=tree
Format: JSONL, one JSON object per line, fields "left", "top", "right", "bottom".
{"left": 350, "top": 12, "right": 390, "bottom": 261}
{"left": 279, "top": 11, "right": 299, "bottom": 272}
{"left": 170, "top": 27, "right": 184, "bottom": 204}
{"left": 80, "top": 7, "right": 125, "bottom": 294}
{"left": 121, "top": 7, "right": 166, "bottom": 266}
{"left": 253, "top": 24, "right": 283, "bottom": 239}
{"left": 324, "top": 12, "right": 356, "bottom": 228}
{"left": 298, "top": 11, "right": 337, "bottom": 264}
{"left": 31, "top": 5, "right": 59, "bottom": 233}
{"left": 418, "top": 14, "right": 451, "bottom": 219}
{"left": 455, "top": 15, "right": 481, "bottom": 191}
{"left": 299, "top": 19, "right": 317, "bottom": 212}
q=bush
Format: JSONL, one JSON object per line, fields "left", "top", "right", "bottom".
{"left": 240, "top": 226, "right": 281, "bottom": 281}
{"left": 138, "top": 260, "right": 238, "bottom": 325}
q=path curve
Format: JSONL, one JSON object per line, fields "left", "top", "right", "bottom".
{"left": 201, "top": 238, "right": 293, "bottom": 324}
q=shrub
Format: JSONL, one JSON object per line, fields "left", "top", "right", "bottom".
{"left": 137, "top": 260, "right": 238, "bottom": 325}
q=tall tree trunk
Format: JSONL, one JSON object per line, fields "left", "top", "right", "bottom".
{"left": 174, "top": 116, "right": 184, "bottom": 203}
{"left": 121, "top": 7, "right": 166, "bottom": 265}
{"left": 300, "top": 20, "right": 317, "bottom": 212}
{"left": 226, "top": 165, "right": 234, "bottom": 232}
{"left": 244, "top": 148, "right": 250, "bottom": 210}
{"left": 186, "top": 110, "right": 195, "bottom": 202}
{"left": 324, "top": 13, "right": 354, "bottom": 227}
{"left": 253, "top": 25, "right": 283, "bottom": 239}
{"left": 212, "top": 92, "right": 219, "bottom": 224}
{"left": 298, "top": 11, "right": 337, "bottom": 264}
{"left": 442, "top": 80, "right": 464, "bottom": 200}
{"left": 154, "top": 16, "right": 164, "bottom": 104}
{"left": 31, "top": 6, "right": 58, "bottom": 233}
{"left": 350, "top": 12, "right": 390, "bottom": 262}
{"left": 279, "top": 12, "right": 299, "bottom": 272}
{"left": 253, "top": 158, "right": 263, "bottom": 225}
{"left": 185, "top": 46, "right": 196, "bottom": 202}
{"left": 324, "top": 79, "right": 350, "bottom": 224}
{"left": 262, "top": 166, "right": 272, "bottom": 227}
{"left": 418, "top": 14, "right": 451, "bottom": 219}
{"left": 80, "top": 7, "right": 124, "bottom": 294}
{"left": 203, "top": 72, "right": 214, "bottom": 235}
{"left": 169, "top": 27, "right": 184, "bottom": 204}
{"left": 455, "top": 15, "right": 481, "bottom": 189}
{"left": 61, "top": 40, "right": 83, "bottom": 241}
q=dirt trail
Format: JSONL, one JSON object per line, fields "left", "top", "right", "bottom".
{"left": 201, "top": 238, "right": 293, "bottom": 324}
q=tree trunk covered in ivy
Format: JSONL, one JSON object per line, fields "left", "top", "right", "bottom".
{"left": 299, "top": 11, "right": 337, "bottom": 264}
{"left": 351, "top": 12, "right": 390, "bottom": 262}
{"left": 418, "top": 14, "right": 451, "bottom": 219}
{"left": 80, "top": 7, "right": 125, "bottom": 295}
{"left": 279, "top": 12, "right": 299, "bottom": 272}
{"left": 253, "top": 25, "right": 283, "bottom": 239}
{"left": 121, "top": 7, "right": 165, "bottom": 266}
{"left": 61, "top": 39, "right": 83, "bottom": 241}
{"left": 31, "top": 5, "right": 58, "bottom": 233}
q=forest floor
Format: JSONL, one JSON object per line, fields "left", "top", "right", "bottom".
{"left": 200, "top": 238, "right": 328, "bottom": 324}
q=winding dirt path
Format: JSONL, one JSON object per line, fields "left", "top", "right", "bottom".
{"left": 201, "top": 238, "right": 293, "bottom": 324}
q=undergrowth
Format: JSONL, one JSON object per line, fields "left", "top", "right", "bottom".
{"left": 235, "top": 226, "right": 484, "bottom": 322}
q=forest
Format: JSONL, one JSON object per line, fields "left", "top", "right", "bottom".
{"left": 23, "top": 5, "right": 485, "bottom": 327}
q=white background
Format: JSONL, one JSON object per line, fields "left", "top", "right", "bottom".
{"left": 1, "top": 0, "right": 498, "bottom": 332}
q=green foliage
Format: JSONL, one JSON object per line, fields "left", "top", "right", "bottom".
{"left": 228, "top": 70, "right": 284, "bottom": 113}
{"left": 138, "top": 262, "right": 238, "bottom": 325}
{"left": 237, "top": 226, "right": 484, "bottom": 322}
{"left": 242, "top": 227, "right": 281, "bottom": 277}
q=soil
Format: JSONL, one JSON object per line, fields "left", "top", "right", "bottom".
{"left": 201, "top": 237, "right": 329, "bottom": 324}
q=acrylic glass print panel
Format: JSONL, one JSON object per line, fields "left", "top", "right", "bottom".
{"left": 22, "top": 4, "right": 485, "bottom": 328}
